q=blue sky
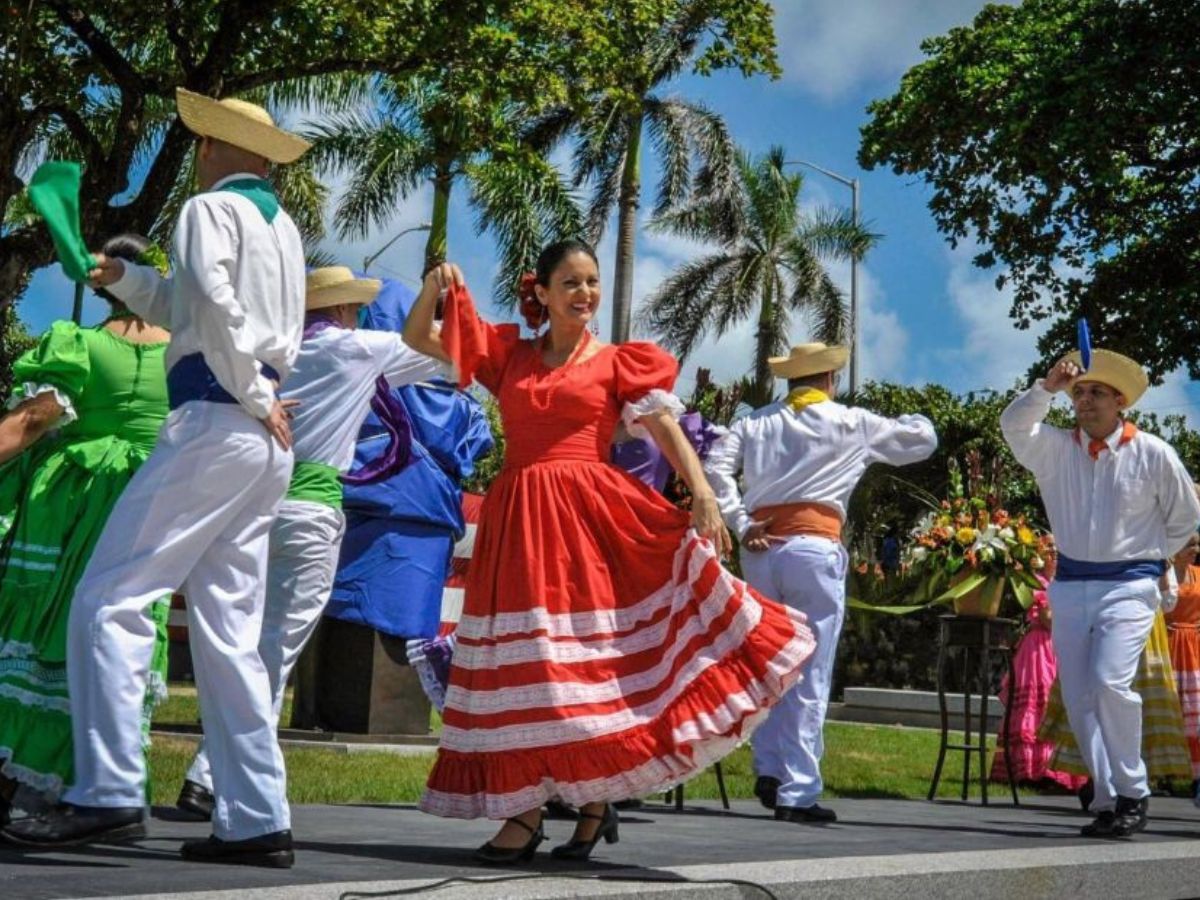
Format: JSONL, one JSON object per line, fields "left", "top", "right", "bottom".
{"left": 16, "top": 0, "right": 1198, "bottom": 424}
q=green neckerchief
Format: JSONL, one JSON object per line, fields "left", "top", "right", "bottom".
{"left": 209, "top": 177, "right": 279, "bottom": 224}
{"left": 286, "top": 460, "right": 342, "bottom": 509}
{"left": 27, "top": 161, "right": 96, "bottom": 283}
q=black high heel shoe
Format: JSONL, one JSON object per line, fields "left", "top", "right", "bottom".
{"left": 473, "top": 816, "right": 545, "bottom": 865}
{"left": 550, "top": 804, "right": 619, "bottom": 860}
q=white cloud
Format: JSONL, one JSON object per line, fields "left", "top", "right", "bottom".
{"left": 771, "top": 0, "right": 1010, "bottom": 102}
{"left": 935, "top": 244, "right": 1048, "bottom": 393}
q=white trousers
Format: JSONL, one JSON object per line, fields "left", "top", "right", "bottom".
{"left": 1049, "top": 577, "right": 1158, "bottom": 811}
{"left": 187, "top": 499, "right": 345, "bottom": 791}
{"left": 742, "top": 535, "right": 848, "bottom": 808}
{"left": 63, "top": 402, "right": 292, "bottom": 841}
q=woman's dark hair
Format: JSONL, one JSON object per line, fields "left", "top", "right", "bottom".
{"left": 516, "top": 239, "right": 598, "bottom": 329}
{"left": 95, "top": 233, "right": 152, "bottom": 308}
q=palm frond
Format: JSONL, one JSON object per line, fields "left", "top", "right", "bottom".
{"left": 639, "top": 252, "right": 748, "bottom": 361}
{"left": 272, "top": 155, "right": 330, "bottom": 247}
{"left": 469, "top": 154, "right": 584, "bottom": 309}
{"left": 795, "top": 206, "right": 878, "bottom": 262}
{"left": 303, "top": 110, "right": 434, "bottom": 239}
{"left": 644, "top": 96, "right": 691, "bottom": 217}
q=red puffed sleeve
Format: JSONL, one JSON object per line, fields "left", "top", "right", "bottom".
{"left": 612, "top": 342, "right": 685, "bottom": 438}
{"left": 440, "top": 282, "right": 521, "bottom": 394}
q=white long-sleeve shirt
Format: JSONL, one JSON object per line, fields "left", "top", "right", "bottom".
{"left": 704, "top": 396, "right": 938, "bottom": 539}
{"left": 1000, "top": 382, "right": 1200, "bottom": 562}
{"left": 108, "top": 172, "right": 306, "bottom": 419}
{"left": 286, "top": 328, "right": 450, "bottom": 472}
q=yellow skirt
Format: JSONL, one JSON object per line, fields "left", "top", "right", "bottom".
{"left": 1038, "top": 611, "right": 1191, "bottom": 780}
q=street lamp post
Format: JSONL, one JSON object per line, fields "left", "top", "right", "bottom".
{"left": 783, "top": 160, "right": 861, "bottom": 395}
{"left": 362, "top": 222, "right": 432, "bottom": 274}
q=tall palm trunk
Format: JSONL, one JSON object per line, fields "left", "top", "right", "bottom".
{"left": 610, "top": 112, "right": 644, "bottom": 344}
{"left": 752, "top": 276, "right": 776, "bottom": 405}
{"left": 423, "top": 165, "right": 453, "bottom": 274}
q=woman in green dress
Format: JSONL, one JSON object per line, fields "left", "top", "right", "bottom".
{"left": 0, "top": 234, "right": 173, "bottom": 823}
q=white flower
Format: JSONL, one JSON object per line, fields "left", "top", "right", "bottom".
{"left": 998, "top": 527, "right": 1015, "bottom": 540}
{"left": 910, "top": 546, "right": 929, "bottom": 562}
{"left": 970, "top": 525, "right": 1007, "bottom": 554}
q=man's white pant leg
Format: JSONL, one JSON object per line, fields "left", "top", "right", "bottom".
{"left": 183, "top": 423, "right": 293, "bottom": 841}
{"left": 1093, "top": 580, "right": 1156, "bottom": 803}
{"left": 1051, "top": 578, "right": 1156, "bottom": 811}
{"left": 188, "top": 500, "right": 345, "bottom": 793}
{"left": 746, "top": 537, "right": 847, "bottom": 807}
{"left": 65, "top": 404, "right": 276, "bottom": 809}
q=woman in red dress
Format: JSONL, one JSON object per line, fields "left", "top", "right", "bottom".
{"left": 403, "top": 241, "right": 816, "bottom": 864}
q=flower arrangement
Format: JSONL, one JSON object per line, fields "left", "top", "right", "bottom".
{"left": 903, "top": 451, "right": 1048, "bottom": 615}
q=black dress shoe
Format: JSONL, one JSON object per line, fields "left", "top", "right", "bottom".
{"left": 1081, "top": 809, "right": 1116, "bottom": 837}
{"left": 1111, "top": 795, "right": 1148, "bottom": 837}
{"left": 1, "top": 803, "right": 145, "bottom": 848}
{"left": 176, "top": 780, "right": 215, "bottom": 821}
{"left": 1077, "top": 780, "right": 1095, "bottom": 812}
{"left": 550, "top": 804, "right": 619, "bottom": 860}
{"left": 775, "top": 803, "right": 838, "bottom": 824}
{"left": 474, "top": 816, "right": 545, "bottom": 865}
{"left": 181, "top": 829, "right": 294, "bottom": 868}
{"left": 754, "top": 776, "right": 780, "bottom": 811}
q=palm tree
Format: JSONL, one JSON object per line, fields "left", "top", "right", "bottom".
{"left": 303, "top": 75, "right": 581, "bottom": 305}
{"left": 638, "top": 146, "right": 876, "bottom": 406}
{"left": 525, "top": 10, "right": 739, "bottom": 343}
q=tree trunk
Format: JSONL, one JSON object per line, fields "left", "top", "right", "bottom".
{"left": 0, "top": 231, "right": 53, "bottom": 312}
{"left": 752, "top": 276, "right": 776, "bottom": 406}
{"left": 610, "top": 112, "right": 643, "bottom": 344}
{"left": 423, "top": 167, "right": 453, "bottom": 275}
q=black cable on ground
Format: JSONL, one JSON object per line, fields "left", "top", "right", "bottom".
{"left": 339, "top": 871, "right": 780, "bottom": 900}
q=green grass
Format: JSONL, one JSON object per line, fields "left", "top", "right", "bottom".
{"left": 147, "top": 717, "right": 1051, "bottom": 807}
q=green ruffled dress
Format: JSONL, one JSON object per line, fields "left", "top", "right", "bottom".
{"left": 0, "top": 320, "right": 171, "bottom": 799}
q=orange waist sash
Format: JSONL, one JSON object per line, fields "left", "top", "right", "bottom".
{"left": 751, "top": 502, "right": 843, "bottom": 542}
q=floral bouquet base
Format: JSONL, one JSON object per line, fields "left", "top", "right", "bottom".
{"left": 950, "top": 572, "right": 1005, "bottom": 618}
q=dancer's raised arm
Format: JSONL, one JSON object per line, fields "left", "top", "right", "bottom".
{"left": 402, "top": 262, "right": 463, "bottom": 364}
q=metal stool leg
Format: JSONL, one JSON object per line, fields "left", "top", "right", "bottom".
{"left": 1004, "top": 646, "right": 1020, "bottom": 806}
{"left": 979, "top": 634, "right": 992, "bottom": 806}
{"left": 714, "top": 763, "right": 730, "bottom": 810}
{"left": 961, "top": 644, "right": 973, "bottom": 802}
{"left": 928, "top": 620, "right": 951, "bottom": 801}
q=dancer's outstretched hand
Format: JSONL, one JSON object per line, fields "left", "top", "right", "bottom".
{"left": 424, "top": 262, "right": 465, "bottom": 295}
{"left": 691, "top": 493, "right": 732, "bottom": 558}
{"left": 261, "top": 399, "right": 293, "bottom": 450}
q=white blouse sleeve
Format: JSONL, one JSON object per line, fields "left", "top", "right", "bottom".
{"left": 620, "top": 389, "right": 686, "bottom": 439}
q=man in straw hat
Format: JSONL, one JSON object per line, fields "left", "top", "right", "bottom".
{"left": 175, "top": 267, "right": 449, "bottom": 822}
{"left": 4, "top": 89, "right": 311, "bottom": 865}
{"left": 705, "top": 343, "right": 937, "bottom": 823}
{"left": 1002, "top": 350, "right": 1200, "bottom": 838}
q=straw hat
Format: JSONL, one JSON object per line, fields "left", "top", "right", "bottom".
{"left": 1058, "top": 348, "right": 1148, "bottom": 407}
{"left": 176, "top": 88, "right": 311, "bottom": 164}
{"left": 306, "top": 267, "right": 382, "bottom": 311}
{"left": 768, "top": 343, "right": 850, "bottom": 380}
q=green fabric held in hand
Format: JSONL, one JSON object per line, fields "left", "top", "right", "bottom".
{"left": 27, "top": 161, "right": 97, "bottom": 284}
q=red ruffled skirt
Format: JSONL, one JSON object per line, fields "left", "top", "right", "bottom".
{"left": 420, "top": 460, "right": 815, "bottom": 819}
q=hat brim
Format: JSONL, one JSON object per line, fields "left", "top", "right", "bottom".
{"left": 1060, "top": 350, "right": 1148, "bottom": 407}
{"left": 306, "top": 279, "right": 382, "bottom": 311}
{"left": 768, "top": 346, "right": 850, "bottom": 380}
{"left": 177, "top": 89, "right": 311, "bottom": 164}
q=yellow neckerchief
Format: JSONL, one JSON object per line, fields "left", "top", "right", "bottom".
{"left": 784, "top": 387, "right": 830, "bottom": 413}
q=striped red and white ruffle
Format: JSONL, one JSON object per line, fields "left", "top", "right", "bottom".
{"left": 421, "top": 532, "right": 814, "bottom": 819}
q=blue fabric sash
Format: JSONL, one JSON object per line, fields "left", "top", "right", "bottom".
{"left": 167, "top": 352, "right": 279, "bottom": 410}
{"left": 1055, "top": 553, "right": 1166, "bottom": 583}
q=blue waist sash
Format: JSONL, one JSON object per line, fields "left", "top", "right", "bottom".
{"left": 1055, "top": 554, "right": 1166, "bottom": 583}
{"left": 167, "top": 352, "right": 279, "bottom": 410}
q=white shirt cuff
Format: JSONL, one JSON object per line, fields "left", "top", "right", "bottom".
{"left": 8, "top": 384, "right": 76, "bottom": 428}
{"left": 621, "top": 390, "right": 686, "bottom": 439}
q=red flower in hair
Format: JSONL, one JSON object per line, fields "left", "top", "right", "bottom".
{"left": 518, "top": 272, "right": 545, "bottom": 329}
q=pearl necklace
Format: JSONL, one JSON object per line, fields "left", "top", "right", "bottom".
{"left": 527, "top": 330, "right": 593, "bottom": 411}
